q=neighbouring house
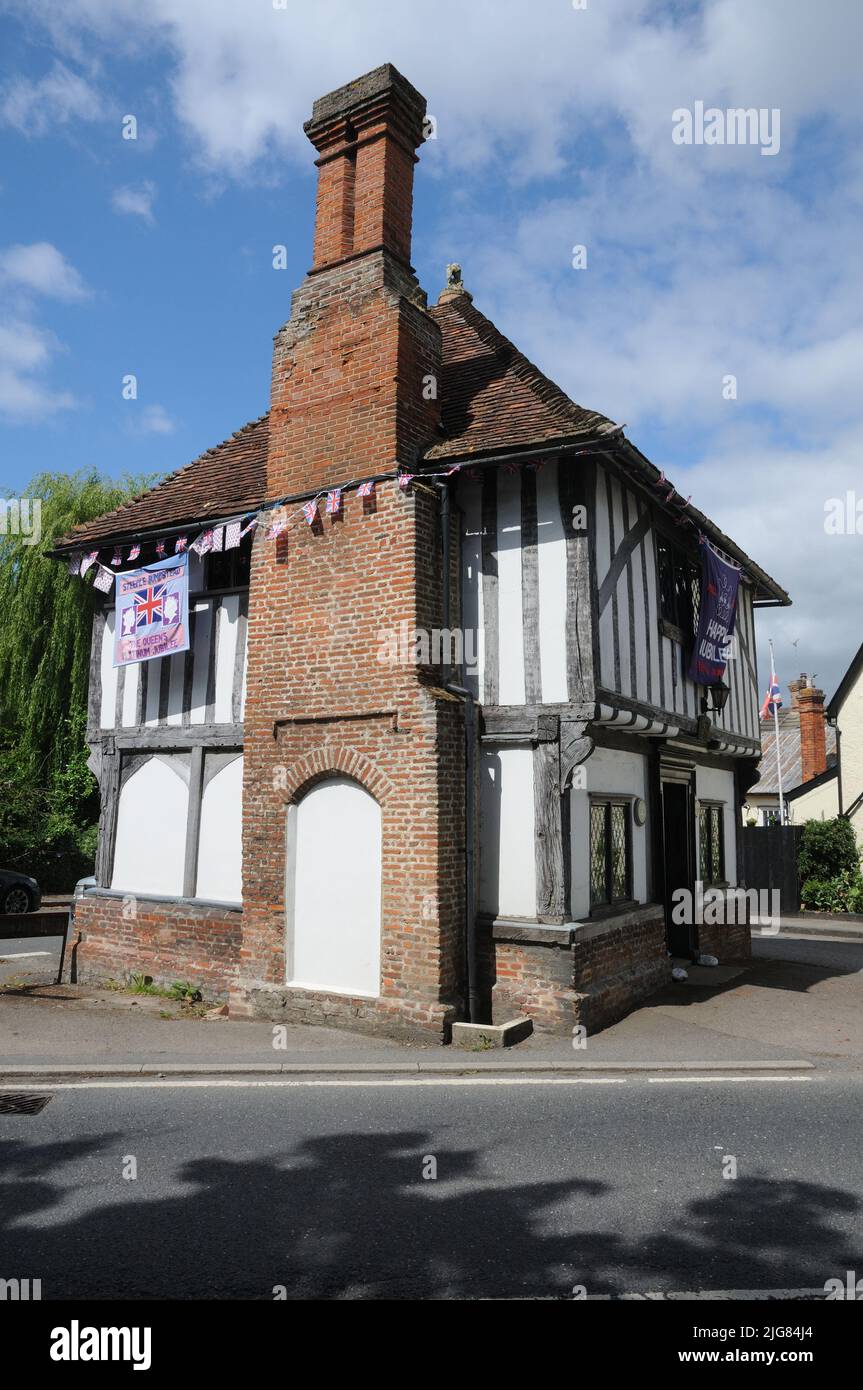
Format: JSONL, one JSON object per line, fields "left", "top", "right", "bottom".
{"left": 53, "top": 64, "right": 790, "bottom": 1040}
{"left": 786, "top": 647, "right": 863, "bottom": 845}
{"left": 744, "top": 675, "right": 835, "bottom": 826}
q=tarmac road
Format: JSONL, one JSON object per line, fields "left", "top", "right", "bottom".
{"left": 1, "top": 1072, "right": 860, "bottom": 1300}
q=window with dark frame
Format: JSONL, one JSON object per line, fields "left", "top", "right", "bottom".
{"left": 656, "top": 534, "right": 701, "bottom": 644}
{"left": 589, "top": 798, "right": 632, "bottom": 909}
{"left": 204, "top": 543, "right": 252, "bottom": 592}
{"left": 698, "top": 802, "right": 725, "bottom": 885}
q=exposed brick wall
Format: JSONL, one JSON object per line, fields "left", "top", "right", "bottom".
{"left": 798, "top": 684, "right": 827, "bottom": 784}
{"left": 237, "top": 66, "right": 466, "bottom": 1041}
{"left": 66, "top": 895, "right": 241, "bottom": 998}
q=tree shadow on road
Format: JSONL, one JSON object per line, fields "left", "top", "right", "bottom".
{"left": 0, "top": 1126, "right": 858, "bottom": 1299}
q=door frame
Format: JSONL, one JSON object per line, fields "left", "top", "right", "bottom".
{"left": 659, "top": 760, "right": 697, "bottom": 958}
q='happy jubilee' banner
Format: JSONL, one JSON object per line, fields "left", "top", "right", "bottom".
{"left": 689, "top": 538, "right": 740, "bottom": 686}
{"left": 113, "top": 552, "right": 189, "bottom": 668}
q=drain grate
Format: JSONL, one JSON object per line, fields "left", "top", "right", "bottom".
{"left": 0, "top": 1093, "right": 52, "bottom": 1115}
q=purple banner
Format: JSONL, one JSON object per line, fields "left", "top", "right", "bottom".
{"left": 689, "top": 539, "right": 740, "bottom": 686}
{"left": 113, "top": 552, "right": 189, "bottom": 668}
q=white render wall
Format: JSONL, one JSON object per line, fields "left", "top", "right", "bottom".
{"left": 111, "top": 755, "right": 189, "bottom": 898}
{"left": 479, "top": 745, "right": 537, "bottom": 918}
{"left": 695, "top": 764, "right": 738, "bottom": 884}
{"left": 570, "top": 745, "right": 649, "bottom": 919}
{"left": 195, "top": 755, "right": 244, "bottom": 904}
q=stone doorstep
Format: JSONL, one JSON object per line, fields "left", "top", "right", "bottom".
{"left": 451, "top": 1017, "right": 533, "bottom": 1049}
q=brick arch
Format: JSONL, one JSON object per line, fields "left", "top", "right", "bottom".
{"left": 279, "top": 745, "right": 395, "bottom": 806}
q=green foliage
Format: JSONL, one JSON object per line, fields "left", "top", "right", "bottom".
{"left": 800, "top": 870, "right": 863, "bottom": 914}
{"left": 0, "top": 469, "right": 159, "bottom": 889}
{"left": 797, "top": 817, "right": 859, "bottom": 883}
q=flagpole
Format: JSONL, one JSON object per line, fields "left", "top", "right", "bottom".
{"left": 770, "top": 637, "right": 785, "bottom": 824}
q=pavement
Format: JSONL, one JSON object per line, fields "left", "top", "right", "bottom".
{"left": 2, "top": 926, "right": 863, "bottom": 1078}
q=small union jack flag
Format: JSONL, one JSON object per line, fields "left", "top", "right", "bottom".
{"left": 303, "top": 499, "right": 319, "bottom": 526}
{"left": 175, "top": 535, "right": 188, "bottom": 553}
{"left": 133, "top": 581, "right": 166, "bottom": 629}
{"left": 128, "top": 543, "right": 141, "bottom": 561}
{"left": 760, "top": 667, "right": 783, "bottom": 722}
{"left": 326, "top": 488, "right": 342, "bottom": 516}
{"left": 155, "top": 539, "right": 166, "bottom": 558}
{"left": 398, "top": 473, "right": 414, "bottom": 490}
{"left": 239, "top": 517, "right": 257, "bottom": 540}
{"left": 111, "top": 547, "right": 122, "bottom": 567}
{"left": 191, "top": 530, "right": 212, "bottom": 555}
{"left": 357, "top": 479, "right": 375, "bottom": 499}
{"left": 266, "top": 511, "right": 287, "bottom": 539}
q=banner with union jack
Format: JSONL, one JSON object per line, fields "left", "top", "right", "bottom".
{"left": 113, "top": 552, "right": 190, "bottom": 668}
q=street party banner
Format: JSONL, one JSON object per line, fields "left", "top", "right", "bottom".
{"left": 113, "top": 552, "right": 189, "bottom": 668}
{"left": 688, "top": 538, "right": 740, "bottom": 686}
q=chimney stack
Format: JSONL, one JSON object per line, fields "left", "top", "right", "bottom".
{"left": 303, "top": 64, "right": 427, "bottom": 274}
{"left": 797, "top": 679, "right": 827, "bottom": 783}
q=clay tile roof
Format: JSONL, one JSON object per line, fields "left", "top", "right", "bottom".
{"left": 424, "top": 294, "right": 620, "bottom": 461}
{"left": 54, "top": 414, "right": 269, "bottom": 549}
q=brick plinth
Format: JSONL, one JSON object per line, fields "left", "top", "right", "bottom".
{"left": 481, "top": 907, "right": 670, "bottom": 1035}
{"left": 65, "top": 895, "right": 242, "bottom": 997}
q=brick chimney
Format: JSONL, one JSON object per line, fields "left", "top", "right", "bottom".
{"left": 238, "top": 66, "right": 463, "bottom": 1040}
{"left": 797, "top": 678, "right": 827, "bottom": 783}
{"left": 787, "top": 674, "right": 807, "bottom": 710}
{"left": 266, "top": 62, "right": 440, "bottom": 500}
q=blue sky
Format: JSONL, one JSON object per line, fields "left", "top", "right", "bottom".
{"left": 1, "top": 0, "right": 861, "bottom": 696}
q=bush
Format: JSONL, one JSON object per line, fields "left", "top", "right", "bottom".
{"left": 800, "top": 870, "right": 863, "bottom": 914}
{"left": 797, "top": 817, "right": 859, "bottom": 882}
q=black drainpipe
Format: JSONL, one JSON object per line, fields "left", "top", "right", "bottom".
{"left": 437, "top": 481, "right": 480, "bottom": 1023}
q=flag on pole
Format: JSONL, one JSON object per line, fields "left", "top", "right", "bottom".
{"left": 759, "top": 665, "right": 783, "bottom": 721}
{"left": 357, "top": 479, "right": 375, "bottom": 499}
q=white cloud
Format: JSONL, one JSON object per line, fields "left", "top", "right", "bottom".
{"left": 0, "top": 243, "right": 88, "bottom": 422}
{"left": 0, "top": 60, "right": 102, "bottom": 136}
{"left": 136, "top": 403, "right": 176, "bottom": 435}
{"left": 0, "top": 241, "right": 90, "bottom": 301}
{"left": 111, "top": 181, "right": 157, "bottom": 223}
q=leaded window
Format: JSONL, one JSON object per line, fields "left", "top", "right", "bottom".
{"left": 699, "top": 803, "right": 725, "bottom": 886}
{"left": 590, "top": 799, "right": 632, "bottom": 908}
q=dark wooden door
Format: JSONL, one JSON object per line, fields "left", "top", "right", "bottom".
{"left": 662, "top": 780, "right": 696, "bottom": 956}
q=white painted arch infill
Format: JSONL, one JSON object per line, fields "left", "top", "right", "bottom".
{"left": 286, "top": 776, "right": 382, "bottom": 997}
{"left": 195, "top": 754, "right": 243, "bottom": 904}
{"left": 111, "top": 754, "right": 189, "bottom": 897}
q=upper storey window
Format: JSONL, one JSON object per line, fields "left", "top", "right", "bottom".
{"left": 656, "top": 535, "right": 700, "bottom": 645}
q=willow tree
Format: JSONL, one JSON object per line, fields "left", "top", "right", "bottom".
{"left": 0, "top": 469, "right": 157, "bottom": 884}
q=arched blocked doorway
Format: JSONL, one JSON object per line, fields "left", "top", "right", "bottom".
{"left": 285, "top": 776, "right": 382, "bottom": 996}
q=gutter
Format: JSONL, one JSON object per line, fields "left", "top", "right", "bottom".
{"left": 436, "top": 479, "right": 481, "bottom": 1024}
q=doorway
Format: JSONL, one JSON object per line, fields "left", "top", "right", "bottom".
{"left": 661, "top": 776, "right": 696, "bottom": 957}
